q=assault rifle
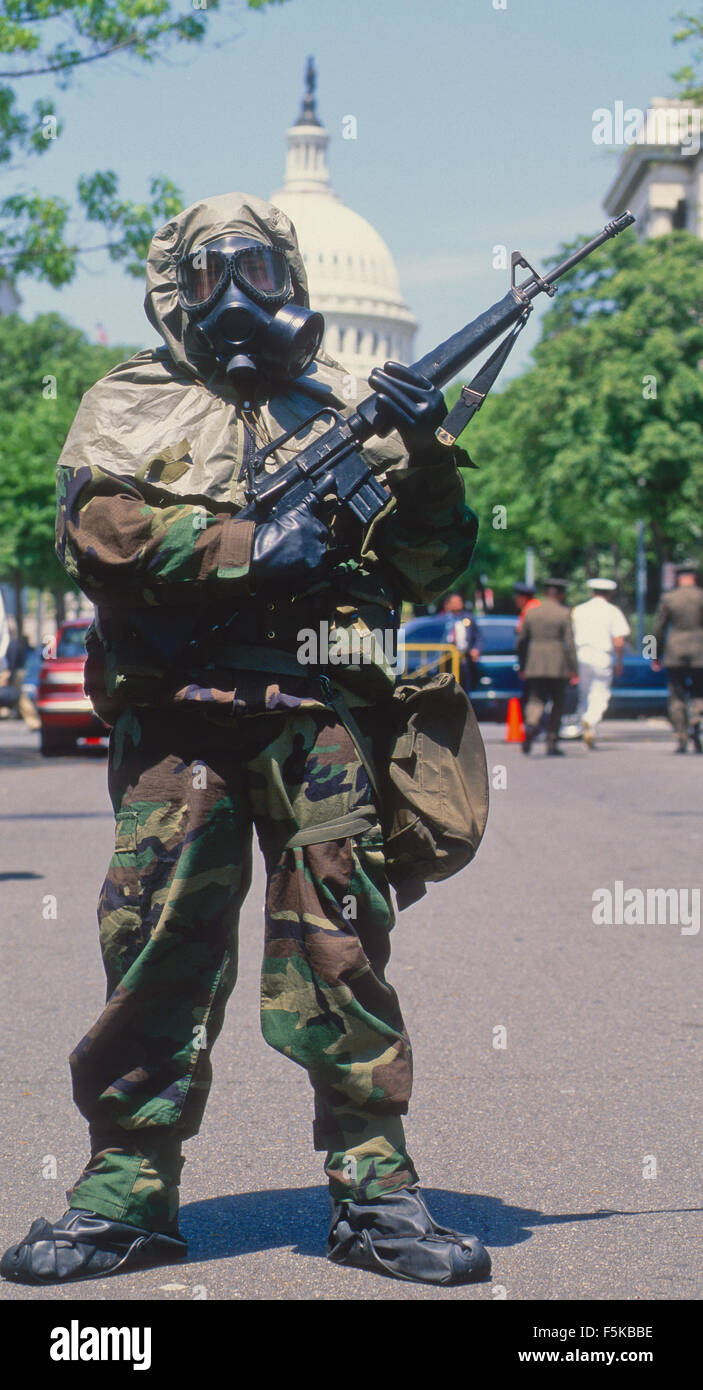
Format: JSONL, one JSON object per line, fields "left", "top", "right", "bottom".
{"left": 237, "top": 212, "right": 635, "bottom": 534}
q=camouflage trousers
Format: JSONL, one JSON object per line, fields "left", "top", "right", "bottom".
{"left": 67, "top": 704, "right": 418, "bottom": 1233}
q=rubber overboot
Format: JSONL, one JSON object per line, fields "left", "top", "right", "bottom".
{"left": 327, "top": 1185, "right": 491, "bottom": 1286}
{"left": 0, "top": 1208, "right": 187, "bottom": 1286}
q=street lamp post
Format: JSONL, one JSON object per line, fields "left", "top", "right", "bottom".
{"left": 636, "top": 519, "right": 646, "bottom": 652}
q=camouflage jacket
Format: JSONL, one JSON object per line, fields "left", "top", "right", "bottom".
{"left": 55, "top": 193, "right": 478, "bottom": 721}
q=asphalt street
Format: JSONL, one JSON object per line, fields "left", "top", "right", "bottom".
{"left": 0, "top": 715, "right": 700, "bottom": 1303}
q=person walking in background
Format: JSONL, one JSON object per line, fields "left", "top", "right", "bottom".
{"left": 441, "top": 592, "right": 481, "bottom": 688}
{"left": 0, "top": 617, "right": 41, "bottom": 730}
{"left": 572, "top": 579, "right": 630, "bottom": 749}
{"left": 513, "top": 581, "right": 540, "bottom": 633}
{"left": 516, "top": 578, "right": 578, "bottom": 756}
{"left": 0, "top": 596, "right": 13, "bottom": 721}
{"left": 0, "top": 591, "right": 9, "bottom": 676}
{"left": 653, "top": 561, "right": 703, "bottom": 754}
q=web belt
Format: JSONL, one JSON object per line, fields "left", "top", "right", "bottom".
{"left": 211, "top": 643, "right": 386, "bottom": 842}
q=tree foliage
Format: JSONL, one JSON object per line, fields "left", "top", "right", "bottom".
{"left": 671, "top": 6, "right": 703, "bottom": 104}
{"left": 447, "top": 231, "right": 703, "bottom": 606}
{"left": 0, "top": 312, "right": 130, "bottom": 592}
{"left": 0, "top": 0, "right": 289, "bottom": 287}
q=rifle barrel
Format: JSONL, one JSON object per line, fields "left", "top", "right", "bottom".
{"left": 409, "top": 212, "right": 635, "bottom": 390}
{"left": 522, "top": 210, "right": 636, "bottom": 299}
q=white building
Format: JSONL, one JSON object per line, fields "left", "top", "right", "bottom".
{"left": 271, "top": 60, "right": 417, "bottom": 387}
{"left": 603, "top": 97, "right": 703, "bottom": 238}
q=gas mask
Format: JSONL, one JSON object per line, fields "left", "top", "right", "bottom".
{"left": 175, "top": 234, "right": 324, "bottom": 387}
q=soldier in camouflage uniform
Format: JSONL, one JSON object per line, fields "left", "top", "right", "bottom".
{"left": 1, "top": 193, "right": 490, "bottom": 1288}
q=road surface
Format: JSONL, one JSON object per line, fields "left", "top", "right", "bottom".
{"left": 1, "top": 716, "right": 700, "bottom": 1301}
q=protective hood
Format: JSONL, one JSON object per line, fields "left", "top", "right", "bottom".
{"left": 57, "top": 193, "right": 404, "bottom": 509}
{"left": 144, "top": 192, "right": 310, "bottom": 377}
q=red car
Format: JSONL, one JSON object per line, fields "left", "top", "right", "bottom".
{"left": 37, "top": 619, "right": 108, "bottom": 756}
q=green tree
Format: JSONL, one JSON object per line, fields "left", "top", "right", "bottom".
{"left": 446, "top": 230, "right": 703, "bottom": 608}
{"left": 0, "top": 0, "right": 289, "bottom": 288}
{"left": 671, "top": 6, "right": 703, "bottom": 103}
{"left": 0, "top": 312, "right": 130, "bottom": 621}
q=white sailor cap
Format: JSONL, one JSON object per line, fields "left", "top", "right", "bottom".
{"left": 587, "top": 578, "right": 617, "bottom": 591}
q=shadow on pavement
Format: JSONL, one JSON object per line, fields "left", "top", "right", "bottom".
{"left": 0, "top": 811, "right": 112, "bottom": 820}
{"left": 179, "top": 1187, "right": 696, "bottom": 1263}
{"left": 0, "top": 746, "right": 43, "bottom": 767}
{"left": 0, "top": 742, "right": 107, "bottom": 768}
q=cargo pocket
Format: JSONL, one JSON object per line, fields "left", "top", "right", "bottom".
{"left": 113, "top": 807, "right": 139, "bottom": 874}
{"left": 98, "top": 807, "right": 145, "bottom": 992}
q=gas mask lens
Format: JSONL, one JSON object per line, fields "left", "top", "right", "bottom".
{"left": 176, "top": 244, "right": 291, "bottom": 314}
{"left": 237, "top": 247, "right": 290, "bottom": 300}
{"left": 176, "top": 250, "right": 227, "bottom": 310}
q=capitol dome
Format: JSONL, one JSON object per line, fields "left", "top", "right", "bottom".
{"left": 271, "top": 59, "right": 417, "bottom": 388}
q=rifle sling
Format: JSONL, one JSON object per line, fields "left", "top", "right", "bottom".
{"left": 319, "top": 681, "right": 384, "bottom": 815}
{"left": 436, "top": 313, "right": 529, "bottom": 446}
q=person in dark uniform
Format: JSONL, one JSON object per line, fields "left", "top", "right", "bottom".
{"left": 441, "top": 592, "right": 481, "bottom": 689}
{"left": 516, "top": 578, "right": 578, "bottom": 755}
{"left": 0, "top": 618, "right": 41, "bottom": 730}
{"left": 513, "top": 581, "right": 540, "bottom": 633}
{"left": 653, "top": 561, "right": 703, "bottom": 753}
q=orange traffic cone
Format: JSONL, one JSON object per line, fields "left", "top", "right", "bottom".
{"left": 505, "top": 696, "right": 525, "bottom": 743}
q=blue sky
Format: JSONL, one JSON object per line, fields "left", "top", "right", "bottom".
{"left": 12, "top": 0, "right": 680, "bottom": 379}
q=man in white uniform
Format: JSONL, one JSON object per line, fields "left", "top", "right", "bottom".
{"left": 572, "top": 579, "right": 630, "bottom": 748}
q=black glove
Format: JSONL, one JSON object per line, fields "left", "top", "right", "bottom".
{"left": 250, "top": 494, "right": 336, "bottom": 594}
{"left": 367, "top": 360, "right": 446, "bottom": 452}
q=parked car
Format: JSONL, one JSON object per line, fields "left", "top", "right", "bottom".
{"left": 600, "top": 649, "right": 669, "bottom": 718}
{"left": 36, "top": 620, "right": 108, "bottom": 756}
{"left": 400, "top": 613, "right": 668, "bottom": 722}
